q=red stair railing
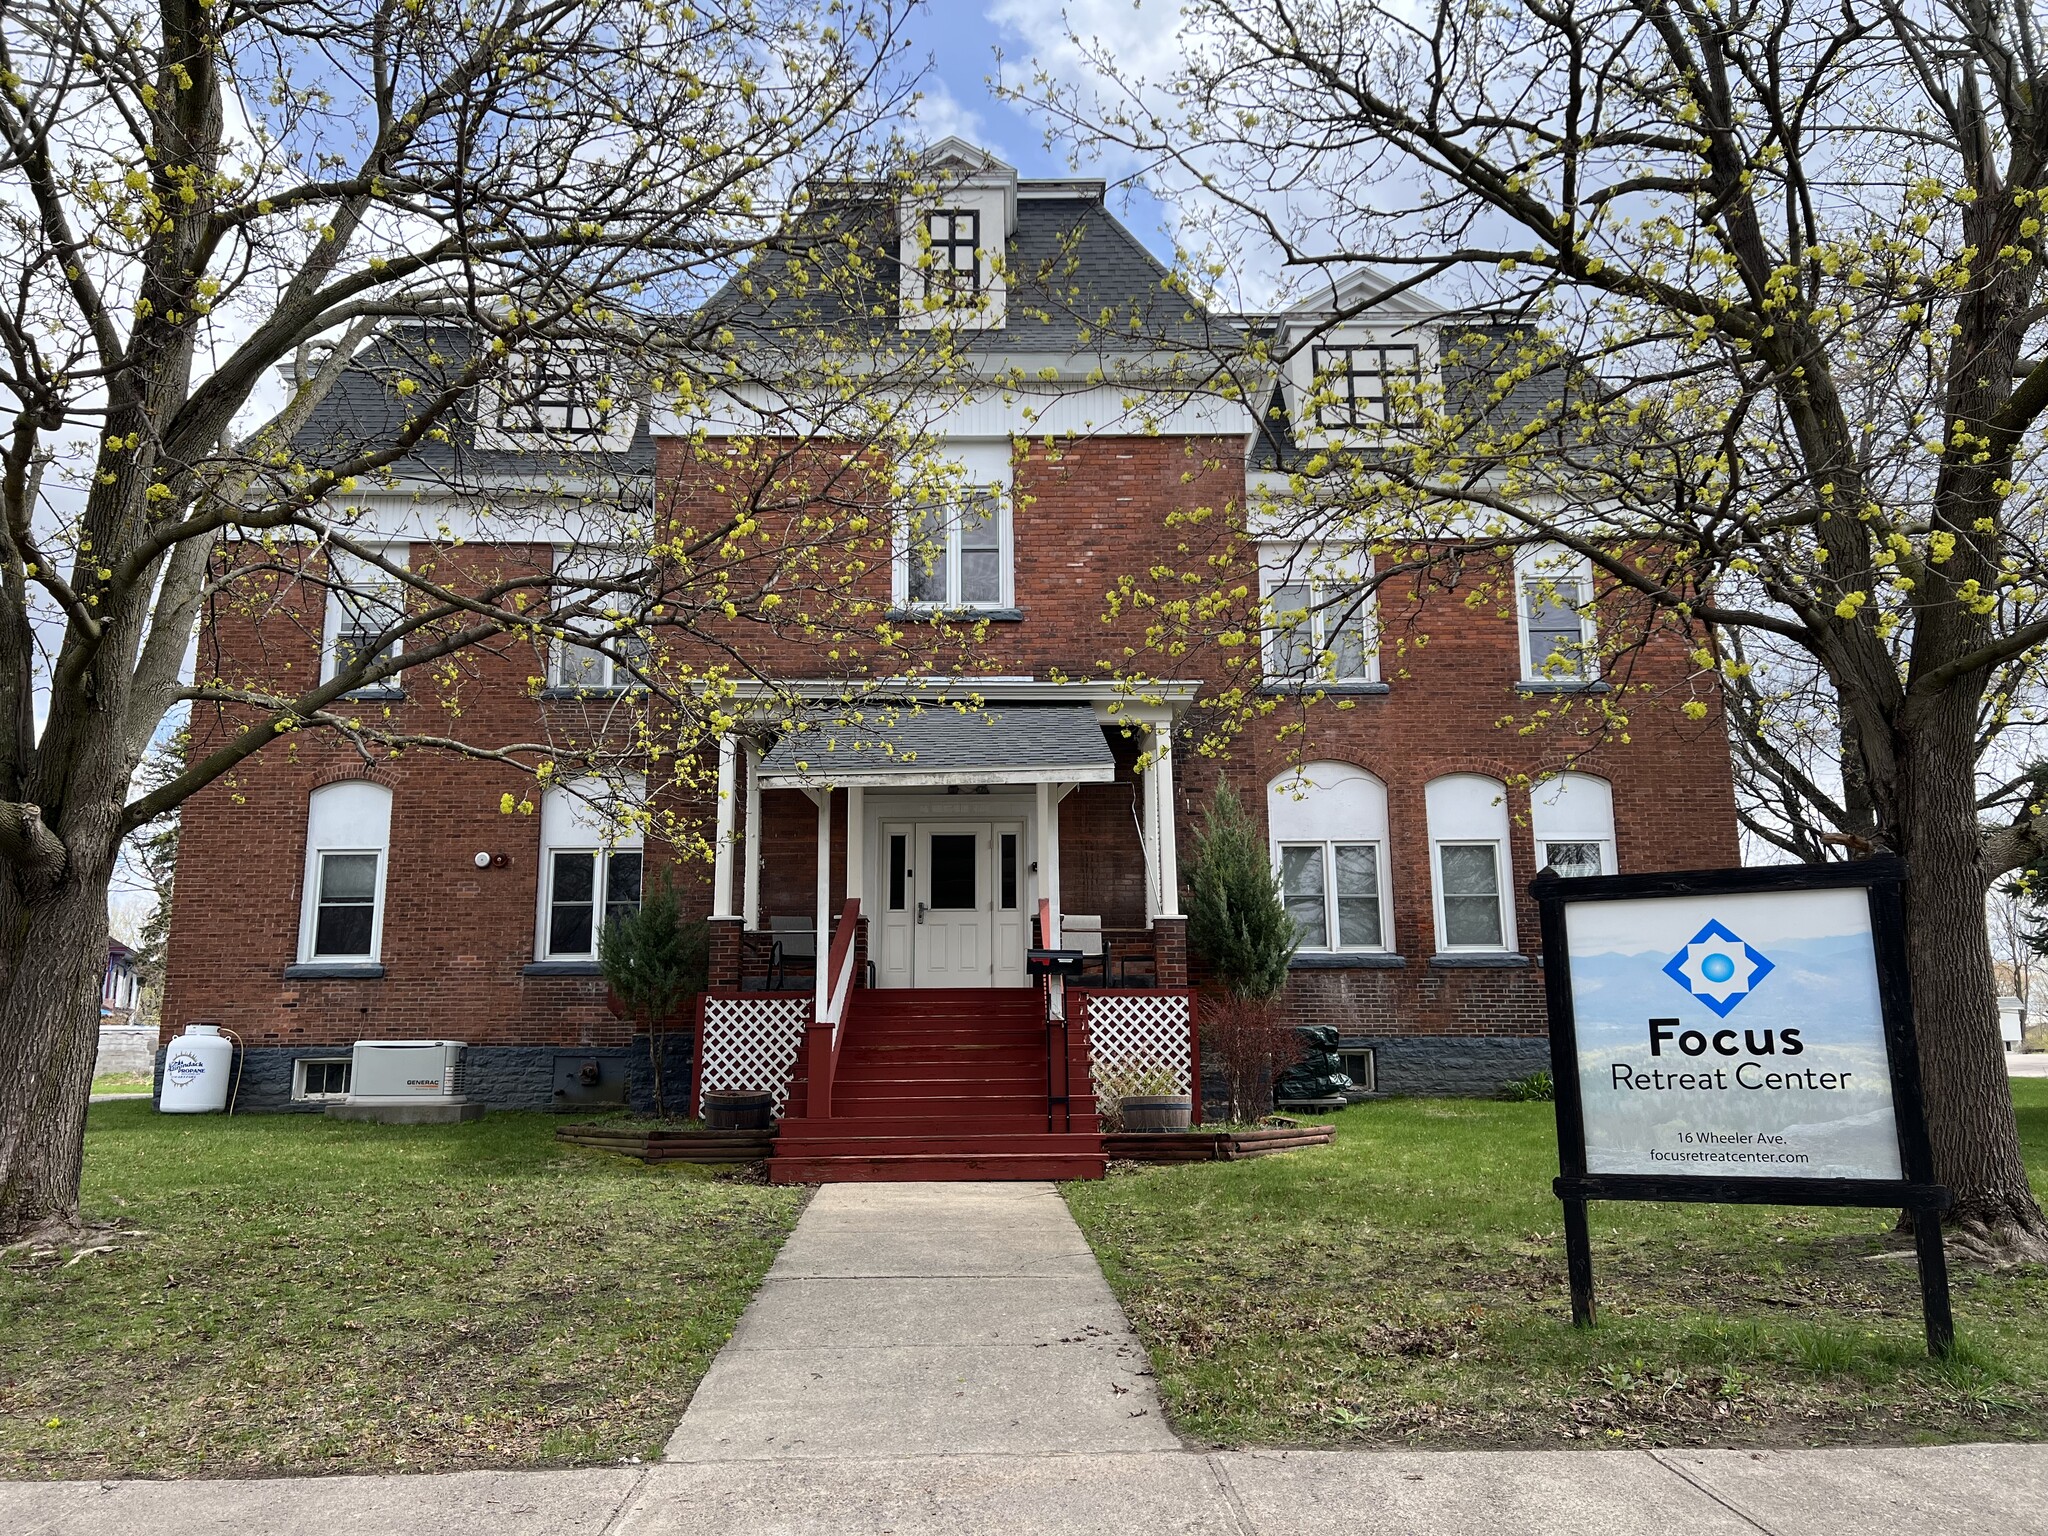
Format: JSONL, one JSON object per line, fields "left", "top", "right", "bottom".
{"left": 804, "top": 898, "right": 862, "bottom": 1121}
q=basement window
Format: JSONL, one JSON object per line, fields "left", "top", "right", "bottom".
{"left": 293, "top": 1057, "right": 353, "bottom": 1102}
{"left": 1337, "top": 1048, "right": 1375, "bottom": 1094}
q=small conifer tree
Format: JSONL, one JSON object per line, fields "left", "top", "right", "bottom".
{"left": 598, "top": 877, "right": 707, "bottom": 1118}
{"left": 1184, "top": 777, "right": 1298, "bottom": 1000}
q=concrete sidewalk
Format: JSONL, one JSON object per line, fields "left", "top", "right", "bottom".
{"left": 5, "top": 1180, "right": 2048, "bottom": 1533}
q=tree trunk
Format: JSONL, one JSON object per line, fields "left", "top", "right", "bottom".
{"left": 0, "top": 851, "right": 121, "bottom": 1242}
{"left": 1896, "top": 713, "right": 2048, "bottom": 1262}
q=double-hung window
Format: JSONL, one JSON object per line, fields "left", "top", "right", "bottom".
{"left": 1261, "top": 544, "right": 1376, "bottom": 684}
{"left": 1311, "top": 343, "right": 1421, "bottom": 427}
{"left": 1425, "top": 774, "right": 1515, "bottom": 953}
{"left": 1519, "top": 548, "right": 1596, "bottom": 681}
{"left": 1267, "top": 763, "right": 1393, "bottom": 954}
{"left": 297, "top": 781, "right": 393, "bottom": 965}
{"left": 321, "top": 546, "right": 407, "bottom": 695}
{"left": 551, "top": 546, "right": 651, "bottom": 692}
{"left": 538, "top": 780, "right": 645, "bottom": 960}
{"left": 923, "top": 210, "right": 982, "bottom": 300}
{"left": 901, "top": 484, "right": 1008, "bottom": 610}
{"left": 1533, "top": 771, "right": 1616, "bottom": 879}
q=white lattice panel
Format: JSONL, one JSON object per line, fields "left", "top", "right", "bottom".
{"left": 1086, "top": 992, "right": 1195, "bottom": 1098}
{"left": 698, "top": 996, "right": 811, "bottom": 1117}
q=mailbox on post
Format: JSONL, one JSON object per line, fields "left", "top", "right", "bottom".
{"left": 1026, "top": 948, "right": 1084, "bottom": 979}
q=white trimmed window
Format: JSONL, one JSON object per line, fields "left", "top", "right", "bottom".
{"left": 1260, "top": 544, "right": 1377, "bottom": 684}
{"left": 293, "top": 1057, "right": 353, "bottom": 1102}
{"left": 538, "top": 779, "right": 646, "bottom": 960}
{"left": 298, "top": 781, "right": 393, "bottom": 963}
{"left": 488, "top": 346, "right": 636, "bottom": 449}
{"left": 1311, "top": 342, "right": 1422, "bottom": 427}
{"left": 321, "top": 546, "right": 407, "bottom": 695}
{"left": 1518, "top": 545, "right": 1597, "bottom": 681}
{"left": 895, "top": 443, "right": 1013, "bottom": 610}
{"left": 1268, "top": 763, "right": 1393, "bottom": 953}
{"left": 551, "top": 546, "right": 651, "bottom": 692}
{"left": 922, "top": 209, "right": 983, "bottom": 300}
{"left": 1532, "top": 772, "right": 1616, "bottom": 879}
{"left": 1425, "top": 774, "right": 1514, "bottom": 953}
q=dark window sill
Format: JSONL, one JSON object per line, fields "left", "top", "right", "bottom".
{"left": 539, "top": 686, "right": 648, "bottom": 700}
{"left": 283, "top": 962, "right": 385, "bottom": 980}
{"left": 523, "top": 960, "right": 604, "bottom": 977}
{"left": 338, "top": 689, "right": 406, "bottom": 702}
{"left": 886, "top": 607, "right": 1025, "bottom": 623}
{"left": 1258, "top": 681, "right": 1391, "bottom": 696}
{"left": 1515, "top": 679, "right": 1610, "bottom": 695}
{"left": 1291, "top": 952, "right": 1406, "bottom": 970}
{"left": 1429, "top": 953, "right": 1533, "bottom": 969}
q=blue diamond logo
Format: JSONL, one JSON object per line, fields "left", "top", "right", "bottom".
{"left": 1661, "top": 920, "right": 1775, "bottom": 1017}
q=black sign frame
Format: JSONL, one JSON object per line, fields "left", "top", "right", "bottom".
{"left": 1532, "top": 854, "right": 1954, "bottom": 1357}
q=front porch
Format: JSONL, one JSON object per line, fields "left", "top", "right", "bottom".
{"left": 689, "top": 693, "right": 1202, "bottom": 1180}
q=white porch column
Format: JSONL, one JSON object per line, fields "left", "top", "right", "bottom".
{"left": 1154, "top": 719, "right": 1182, "bottom": 918}
{"left": 1035, "top": 780, "right": 1060, "bottom": 947}
{"left": 711, "top": 733, "right": 739, "bottom": 919}
{"left": 845, "top": 785, "right": 864, "bottom": 904}
{"left": 813, "top": 787, "right": 832, "bottom": 1014}
{"left": 741, "top": 742, "right": 763, "bottom": 931}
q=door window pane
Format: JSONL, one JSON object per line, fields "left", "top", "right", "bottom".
{"left": 888, "top": 834, "right": 908, "bottom": 911}
{"left": 1333, "top": 843, "right": 1382, "bottom": 948}
{"left": 1280, "top": 844, "right": 1327, "bottom": 948}
{"left": 1439, "top": 843, "right": 1504, "bottom": 947}
{"left": 928, "top": 834, "right": 977, "bottom": 909}
{"left": 549, "top": 849, "right": 597, "bottom": 956}
{"left": 999, "top": 833, "right": 1018, "bottom": 909}
{"left": 1542, "top": 840, "right": 1604, "bottom": 880}
{"left": 313, "top": 852, "right": 378, "bottom": 956}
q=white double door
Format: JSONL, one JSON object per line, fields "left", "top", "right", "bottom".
{"left": 874, "top": 819, "right": 1027, "bottom": 988}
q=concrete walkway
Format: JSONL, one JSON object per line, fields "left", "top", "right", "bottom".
{"left": 6, "top": 1181, "right": 2048, "bottom": 1533}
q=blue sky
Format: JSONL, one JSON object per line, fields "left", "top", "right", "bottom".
{"left": 911, "top": 5, "right": 1179, "bottom": 262}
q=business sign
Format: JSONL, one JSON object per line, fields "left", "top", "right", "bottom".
{"left": 1533, "top": 856, "right": 1953, "bottom": 1356}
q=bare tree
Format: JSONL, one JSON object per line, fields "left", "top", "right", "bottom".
{"left": 1018, "top": 0, "right": 2048, "bottom": 1254}
{"left": 0, "top": 0, "right": 957, "bottom": 1240}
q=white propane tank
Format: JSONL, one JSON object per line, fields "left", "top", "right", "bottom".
{"left": 158, "top": 1025, "right": 234, "bottom": 1113}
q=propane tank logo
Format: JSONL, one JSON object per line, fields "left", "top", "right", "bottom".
{"left": 165, "top": 1050, "right": 206, "bottom": 1087}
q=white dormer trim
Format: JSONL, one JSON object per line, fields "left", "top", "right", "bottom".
{"left": 1274, "top": 266, "right": 1445, "bottom": 444}
{"left": 899, "top": 139, "right": 1018, "bottom": 333}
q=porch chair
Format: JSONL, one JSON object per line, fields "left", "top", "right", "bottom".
{"left": 1062, "top": 914, "right": 1109, "bottom": 984}
{"left": 767, "top": 915, "right": 818, "bottom": 992}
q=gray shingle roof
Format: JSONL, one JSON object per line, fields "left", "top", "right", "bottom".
{"left": 757, "top": 704, "right": 1115, "bottom": 786}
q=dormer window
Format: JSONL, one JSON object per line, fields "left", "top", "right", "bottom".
{"left": 1312, "top": 343, "right": 1422, "bottom": 427}
{"left": 923, "top": 210, "right": 982, "bottom": 300}
{"left": 483, "top": 345, "right": 636, "bottom": 449}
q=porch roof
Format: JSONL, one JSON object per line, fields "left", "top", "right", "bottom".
{"left": 755, "top": 704, "right": 1117, "bottom": 790}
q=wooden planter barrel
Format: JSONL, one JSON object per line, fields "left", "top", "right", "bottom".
{"left": 1119, "top": 1094, "right": 1193, "bottom": 1132}
{"left": 702, "top": 1089, "right": 774, "bottom": 1131}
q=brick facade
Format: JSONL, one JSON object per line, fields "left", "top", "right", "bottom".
{"left": 162, "top": 435, "right": 1738, "bottom": 1101}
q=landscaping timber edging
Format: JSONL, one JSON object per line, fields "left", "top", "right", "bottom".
{"left": 555, "top": 1124, "right": 773, "bottom": 1164}
{"left": 1102, "top": 1125, "right": 1336, "bottom": 1164}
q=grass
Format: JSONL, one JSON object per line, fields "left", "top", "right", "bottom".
{"left": 0, "top": 1104, "right": 802, "bottom": 1480}
{"left": 89, "top": 1072, "right": 154, "bottom": 1096}
{"left": 1064, "top": 1079, "right": 2048, "bottom": 1450}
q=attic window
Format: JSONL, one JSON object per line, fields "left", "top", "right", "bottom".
{"left": 923, "top": 210, "right": 982, "bottom": 299}
{"left": 1312, "top": 343, "right": 1421, "bottom": 427}
{"left": 497, "top": 348, "right": 618, "bottom": 437}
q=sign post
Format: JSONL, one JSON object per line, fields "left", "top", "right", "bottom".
{"left": 1533, "top": 855, "right": 1953, "bottom": 1357}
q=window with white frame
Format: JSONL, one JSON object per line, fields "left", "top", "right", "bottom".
{"left": 1311, "top": 342, "right": 1422, "bottom": 427}
{"left": 1518, "top": 546, "right": 1597, "bottom": 681}
{"left": 538, "top": 779, "right": 645, "bottom": 960}
{"left": 1532, "top": 771, "right": 1616, "bottom": 879}
{"left": 298, "top": 780, "right": 393, "bottom": 963}
{"left": 550, "top": 546, "right": 652, "bottom": 692}
{"left": 293, "top": 1057, "right": 353, "bottom": 1102}
{"left": 922, "top": 209, "right": 982, "bottom": 300}
{"left": 1425, "top": 773, "right": 1514, "bottom": 952}
{"left": 1260, "top": 544, "right": 1377, "bottom": 684}
{"left": 321, "top": 546, "right": 407, "bottom": 694}
{"left": 896, "top": 443, "right": 1013, "bottom": 610}
{"left": 1268, "top": 763, "right": 1393, "bottom": 953}
{"left": 494, "top": 346, "right": 627, "bottom": 439}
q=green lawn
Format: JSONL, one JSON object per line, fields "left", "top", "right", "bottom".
{"left": 89, "top": 1072, "right": 155, "bottom": 1096}
{"left": 1065, "top": 1080, "right": 2048, "bottom": 1449}
{"left": 0, "top": 1104, "right": 802, "bottom": 1480}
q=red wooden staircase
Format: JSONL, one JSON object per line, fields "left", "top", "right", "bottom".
{"left": 769, "top": 988, "right": 1105, "bottom": 1183}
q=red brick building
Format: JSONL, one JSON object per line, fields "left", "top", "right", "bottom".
{"left": 162, "top": 140, "right": 1737, "bottom": 1158}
